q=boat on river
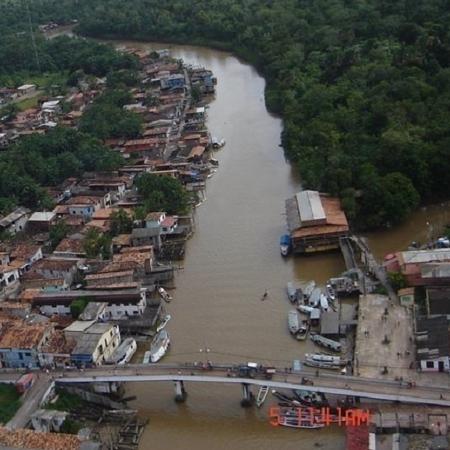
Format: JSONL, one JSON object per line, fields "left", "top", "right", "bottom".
{"left": 286, "top": 282, "right": 298, "bottom": 303}
{"left": 292, "top": 389, "right": 328, "bottom": 407}
{"left": 308, "top": 288, "right": 321, "bottom": 307}
{"left": 304, "top": 353, "right": 345, "bottom": 369}
{"left": 211, "top": 136, "right": 226, "bottom": 148}
{"left": 256, "top": 385, "right": 269, "bottom": 408}
{"left": 319, "top": 294, "right": 329, "bottom": 311}
{"left": 280, "top": 234, "right": 291, "bottom": 256}
{"left": 310, "top": 333, "right": 341, "bottom": 353}
{"left": 296, "top": 320, "right": 309, "bottom": 341}
{"left": 146, "top": 330, "right": 170, "bottom": 363}
{"left": 158, "top": 286, "right": 172, "bottom": 303}
{"left": 269, "top": 406, "right": 325, "bottom": 429}
{"left": 288, "top": 310, "right": 300, "bottom": 334}
{"left": 156, "top": 314, "right": 171, "bottom": 332}
{"left": 106, "top": 338, "right": 137, "bottom": 365}
{"left": 303, "top": 281, "right": 316, "bottom": 299}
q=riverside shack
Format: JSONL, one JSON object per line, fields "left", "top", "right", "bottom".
{"left": 285, "top": 190, "right": 349, "bottom": 254}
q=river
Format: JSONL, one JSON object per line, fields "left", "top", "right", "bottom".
{"left": 49, "top": 29, "right": 450, "bottom": 449}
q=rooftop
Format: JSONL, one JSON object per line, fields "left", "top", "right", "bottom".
{"left": 29, "top": 211, "right": 56, "bottom": 222}
{"left": 0, "top": 323, "right": 51, "bottom": 349}
{"left": 400, "top": 249, "right": 450, "bottom": 265}
{"left": 10, "top": 243, "right": 41, "bottom": 261}
{"left": 297, "top": 190, "right": 326, "bottom": 224}
{"left": 416, "top": 316, "right": 450, "bottom": 359}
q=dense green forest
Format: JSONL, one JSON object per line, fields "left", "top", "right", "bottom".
{"left": 1, "top": 0, "right": 450, "bottom": 228}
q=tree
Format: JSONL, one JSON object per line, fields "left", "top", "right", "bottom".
{"left": 83, "top": 227, "right": 111, "bottom": 259}
{"left": 70, "top": 298, "right": 89, "bottom": 318}
{"left": 135, "top": 173, "right": 189, "bottom": 215}
{"left": 110, "top": 208, "right": 132, "bottom": 236}
{"left": 49, "top": 220, "right": 69, "bottom": 250}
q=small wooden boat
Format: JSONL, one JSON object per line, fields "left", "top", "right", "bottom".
{"left": 156, "top": 314, "right": 171, "bottom": 332}
{"left": 310, "top": 333, "right": 341, "bottom": 353}
{"left": 158, "top": 286, "right": 172, "bottom": 303}
{"left": 256, "top": 385, "right": 269, "bottom": 408}
{"left": 288, "top": 310, "right": 300, "bottom": 334}
{"left": 296, "top": 320, "right": 309, "bottom": 341}
{"left": 287, "top": 282, "right": 298, "bottom": 303}
{"left": 280, "top": 234, "right": 291, "bottom": 256}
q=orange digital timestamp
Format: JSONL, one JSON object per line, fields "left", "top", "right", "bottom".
{"left": 269, "top": 407, "right": 371, "bottom": 427}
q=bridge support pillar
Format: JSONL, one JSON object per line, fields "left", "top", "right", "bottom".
{"left": 240, "top": 383, "right": 253, "bottom": 408}
{"left": 174, "top": 380, "right": 187, "bottom": 403}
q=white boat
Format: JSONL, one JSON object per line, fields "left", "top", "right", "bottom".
{"left": 148, "top": 330, "right": 170, "bottom": 363}
{"left": 158, "top": 286, "right": 172, "bottom": 303}
{"left": 326, "top": 283, "right": 336, "bottom": 301}
{"left": 156, "top": 314, "right": 171, "bottom": 332}
{"left": 256, "top": 385, "right": 269, "bottom": 408}
{"left": 106, "top": 338, "right": 137, "bottom": 365}
{"left": 298, "top": 304, "right": 314, "bottom": 315}
{"left": 287, "top": 282, "right": 298, "bottom": 303}
{"left": 211, "top": 137, "right": 225, "bottom": 148}
{"left": 308, "top": 288, "right": 321, "bottom": 307}
{"left": 304, "top": 353, "right": 345, "bottom": 369}
{"left": 288, "top": 310, "right": 300, "bottom": 334}
{"left": 319, "top": 294, "right": 329, "bottom": 311}
{"left": 296, "top": 321, "right": 309, "bottom": 341}
{"left": 303, "top": 281, "right": 316, "bottom": 299}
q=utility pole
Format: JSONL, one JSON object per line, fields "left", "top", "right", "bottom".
{"left": 26, "top": 0, "right": 41, "bottom": 72}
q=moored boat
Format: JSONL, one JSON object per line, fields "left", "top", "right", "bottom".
{"left": 296, "top": 320, "right": 309, "bottom": 341}
{"left": 310, "top": 333, "right": 342, "bottom": 352}
{"left": 156, "top": 314, "right": 172, "bottom": 332}
{"left": 158, "top": 286, "right": 173, "bottom": 303}
{"left": 287, "top": 282, "right": 298, "bottom": 303}
{"left": 304, "top": 353, "right": 345, "bottom": 369}
{"left": 106, "top": 338, "right": 137, "bottom": 365}
{"left": 319, "top": 294, "right": 329, "bottom": 311}
{"left": 308, "top": 288, "right": 321, "bottom": 307}
{"left": 280, "top": 234, "right": 292, "bottom": 256}
{"left": 288, "top": 310, "right": 300, "bottom": 335}
{"left": 269, "top": 406, "right": 325, "bottom": 429}
{"left": 256, "top": 385, "right": 269, "bottom": 408}
{"left": 298, "top": 304, "right": 314, "bottom": 315}
{"left": 303, "top": 281, "right": 316, "bottom": 299}
{"left": 148, "top": 329, "right": 170, "bottom": 363}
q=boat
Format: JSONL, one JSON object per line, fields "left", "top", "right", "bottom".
{"left": 296, "top": 320, "right": 309, "bottom": 341}
{"left": 256, "top": 385, "right": 269, "bottom": 408}
{"left": 280, "top": 234, "right": 291, "bottom": 256}
{"left": 210, "top": 158, "right": 219, "bottom": 166}
{"left": 292, "top": 389, "right": 328, "bottom": 407}
{"left": 288, "top": 310, "right": 300, "bottom": 335}
{"left": 319, "top": 294, "right": 329, "bottom": 311}
{"left": 105, "top": 338, "right": 137, "bottom": 365}
{"left": 303, "top": 281, "right": 316, "bottom": 299}
{"left": 298, "top": 304, "right": 314, "bottom": 315}
{"left": 287, "top": 282, "right": 298, "bottom": 303}
{"left": 271, "top": 390, "right": 301, "bottom": 406}
{"left": 148, "top": 329, "right": 170, "bottom": 363}
{"left": 211, "top": 136, "right": 225, "bottom": 148}
{"left": 310, "top": 333, "right": 341, "bottom": 352}
{"left": 304, "top": 353, "right": 345, "bottom": 369}
{"left": 308, "top": 288, "right": 321, "bottom": 307}
{"left": 326, "top": 283, "right": 336, "bottom": 302}
{"left": 156, "top": 314, "right": 172, "bottom": 332}
{"left": 269, "top": 407, "right": 325, "bottom": 429}
{"left": 158, "top": 286, "right": 172, "bottom": 303}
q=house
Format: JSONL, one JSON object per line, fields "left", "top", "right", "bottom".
{"left": 0, "top": 207, "right": 30, "bottom": 235}
{"left": 398, "top": 287, "right": 415, "bottom": 307}
{"left": 67, "top": 196, "right": 102, "bottom": 219}
{"left": 187, "top": 145, "right": 206, "bottom": 162}
{"left": 53, "top": 236, "right": 86, "bottom": 259}
{"left": 30, "top": 258, "right": 80, "bottom": 284}
{"left": 131, "top": 226, "right": 162, "bottom": 249}
{"left": 160, "top": 74, "right": 185, "bottom": 90}
{"left": 0, "top": 264, "right": 20, "bottom": 290}
{"left": 161, "top": 215, "right": 178, "bottom": 234}
{"left": 41, "top": 99, "right": 61, "bottom": 114}
{"left": 20, "top": 272, "right": 69, "bottom": 292}
{"left": 17, "top": 84, "right": 36, "bottom": 96}
{"left": 10, "top": 243, "right": 43, "bottom": 274}
{"left": 79, "top": 302, "right": 107, "bottom": 321}
{"left": 88, "top": 180, "right": 127, "bottom": 201}
{"left": 85, "top": 270, "right": 135, "bottom": 289}
{"left": 0, "top": 301, "right": 31, "bottom": 318}
{"left": 384, "top": 249, "right": 450, "bottom": 286}
{"left": 415, "top": 316, "right": 450, "bottom": 372}
{"left": 285, "top": 190, "right": 349, "bottom": 253}
{"left": 33, "top": 288, "right": 147, "bottom": 320}
{"left": 426, "top": 287, "right": 450, "bottom": 318}
{"left": 68, "top": 322, "right": 120, "bottom": 366}
{"left": 38, "top": 330, "right": 76, "bottom": 368}
{"left": 0, "top": 322, "right": 54, "bottom": 368}
{"left": 28, "top": 211, "right": 57, "bottom": 232}
{"left": 0, "top": 252, "right": 9, "bottom": 266}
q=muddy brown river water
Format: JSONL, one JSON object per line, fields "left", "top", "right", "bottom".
{"left": 51, "top": 30, "right": 450, "bottom": 449}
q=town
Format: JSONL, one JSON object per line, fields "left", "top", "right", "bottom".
{"left": 0, "top": 14, "right": 450, "bottom": 450}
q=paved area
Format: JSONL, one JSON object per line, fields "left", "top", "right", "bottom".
{"left": 355, "top": 294, "right": 415, "bottom": 380}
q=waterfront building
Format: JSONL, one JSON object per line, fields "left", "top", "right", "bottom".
{"left": 285, "top": 190, "right": 349, "bottom": 253}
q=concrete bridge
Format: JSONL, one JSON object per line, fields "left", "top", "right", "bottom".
{"left": 3, "top": 362, "right": 450, "bottom": 429}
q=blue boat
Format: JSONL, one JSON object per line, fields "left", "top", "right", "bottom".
{"left": 280, "top": 234, "right": 291, "bottom": 256}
